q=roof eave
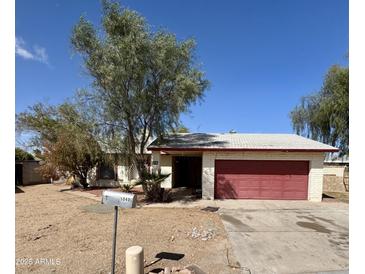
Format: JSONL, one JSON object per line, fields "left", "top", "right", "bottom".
{"left": 147, "top": 147, "right": 339, "bottom": 153}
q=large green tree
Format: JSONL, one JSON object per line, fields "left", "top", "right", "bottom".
{"left": 290, "top": 65, "right": 349, "bottom": 155}
{"left": 16, "top": 102, "right": 105, "bottom": 188}
{"left": 71, "top": 0, "right": 209, "bottom": 179}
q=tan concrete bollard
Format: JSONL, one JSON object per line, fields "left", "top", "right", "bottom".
{"left": 126, "top": 246, "right": 144, "bottom": 274}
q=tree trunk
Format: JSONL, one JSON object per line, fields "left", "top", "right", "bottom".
{"left": 134, "top": 156, "right": 148, "bottom": 193}
{"left": 79, "top": 175, "right": 88, "bottom": 189}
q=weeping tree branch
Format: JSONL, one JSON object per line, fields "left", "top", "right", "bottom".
{"left": 290, "top": 65, "right": 349, "bottom": 155}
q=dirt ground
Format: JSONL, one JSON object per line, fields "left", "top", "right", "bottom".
{"left": 71, "top": 186, "right": 201, "bottom": 205}
{"left": 16, "top": 184, "right": 238, "bottom": 274}
{"left": 71, "top": 186, "right": 147, "bottom": 204}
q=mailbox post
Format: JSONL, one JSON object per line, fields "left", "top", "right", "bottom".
{"left": 111, "top": 205, "right": 118, "bottom": 274}
{"left": 102, "top": 190, "right": 137, "bottom": 274}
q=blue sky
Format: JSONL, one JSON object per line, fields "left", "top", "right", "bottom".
{"left": 16, "top": 0, "right": 348, "bottom": 134}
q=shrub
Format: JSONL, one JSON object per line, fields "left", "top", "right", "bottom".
{"left": 120, "top": 183, "right": 135, "bottom": 193}
{"left": 136, "top": 173, "right": 170, "bottom": 202}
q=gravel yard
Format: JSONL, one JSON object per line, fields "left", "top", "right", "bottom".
{"left": 16, "top": 184, "right": 237, "bottom": 274}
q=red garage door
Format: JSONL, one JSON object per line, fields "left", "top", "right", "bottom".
{"left": 215, "top": 160, "right": 309, "bottom": 200}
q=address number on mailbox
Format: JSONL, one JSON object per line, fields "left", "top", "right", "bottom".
{"left": 101, "top": 190, "right": 137, "bottom": 208}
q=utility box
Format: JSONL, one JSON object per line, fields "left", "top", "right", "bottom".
{"left": 101, "top": 190, "right": 137, "bottom": 208}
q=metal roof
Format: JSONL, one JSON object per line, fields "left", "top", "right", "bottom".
{"left": 148, "top": 133, "right": 338, "bottom": 152}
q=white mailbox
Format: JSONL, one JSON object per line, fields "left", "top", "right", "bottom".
{"left": 101, "top": 190, "right": 137, "bottom": 208}
{"left": 101, "top": 190, "right": 137, "bottom": 274}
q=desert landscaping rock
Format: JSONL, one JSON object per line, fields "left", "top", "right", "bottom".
{"left": 190, "top": 227, "right": 215, "bottom": 241}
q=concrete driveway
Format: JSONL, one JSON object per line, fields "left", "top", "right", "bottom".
{"left": 216, "top": 200, "right": 348, "bottom": 274}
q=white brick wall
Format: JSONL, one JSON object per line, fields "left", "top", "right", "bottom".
{"left": 151, "top": 152, "right": 172, "bottom": 188}
{"left": 202, "top": 151, "right": 325, "bottom": 201}
{"left": 160, "top": 155, "right": 172, "bottom": 188}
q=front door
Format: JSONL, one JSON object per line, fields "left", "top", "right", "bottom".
{"left": 173, "top": 156, "right": 202, "bottom": 189}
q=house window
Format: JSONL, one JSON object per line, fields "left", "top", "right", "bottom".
{"left": 99, "top": 163, "right": 116, "bottom": 180}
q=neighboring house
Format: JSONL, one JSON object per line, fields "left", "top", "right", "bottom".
{"left": 148, "top": 133, "right": 338, "bottom": 202}
{"left": 87, "top": 151, "right": 152, "bottom": 187}
{"left": 15, "top": 160, "right": 50, "bottom": 186}
{"left": 323, "top": 154, "right": 349, "bottom": 192}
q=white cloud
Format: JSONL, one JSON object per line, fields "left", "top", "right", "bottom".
{"left": 15, "top": 37, "right": 49, "bottom": 64}
{"left": 33, "top": 45, "right": 48, "bottom": 63}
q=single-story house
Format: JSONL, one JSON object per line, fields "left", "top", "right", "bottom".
{"left": 88, "top": 151, "right": 152, "bottom": 187}
{"left": 147, "top": 133, "right": 338, "bottom": 202}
